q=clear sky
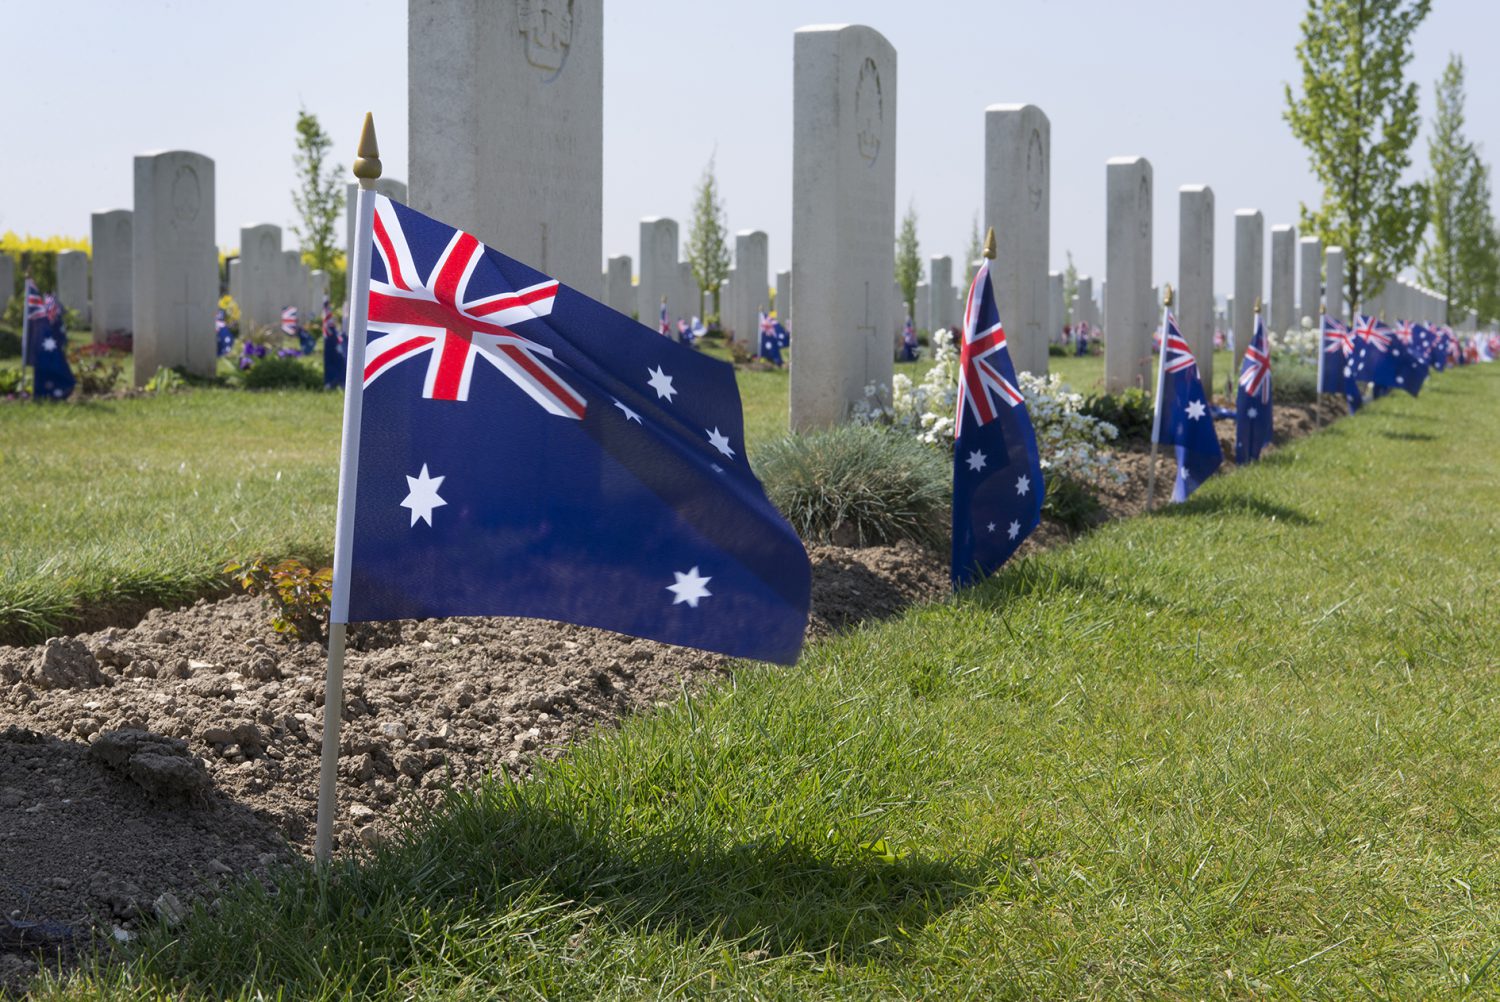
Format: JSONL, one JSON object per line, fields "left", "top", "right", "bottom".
{"left": 6, "top": 0, "right": 1495, "bottom": 297}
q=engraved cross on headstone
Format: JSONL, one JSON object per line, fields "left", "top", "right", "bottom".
{"left": 855, "top": 280, "right": 876, "bottom": 383}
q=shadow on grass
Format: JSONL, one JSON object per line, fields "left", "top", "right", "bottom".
{"left": 1380, "top": 430, "right": 1438, "bottom": 442}
{"left": 963, "top": 560, "right": 1173, "bottom": 613}
{"left": 114, "top": 779, "right": 988, "bottom": 997}
{"left": 1155, "top": 492, "right": 1314, "bottom": 525}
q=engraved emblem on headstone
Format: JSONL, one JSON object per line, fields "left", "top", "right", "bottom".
{"left": 1026, "top": 129, "right": 1045, "bottom": 212}
{"left": 517, "top": 0, "right": 573, "bottom": 74}
{"left": 855, "top": 58, "right": 882, "bottom": 165}
{"left": 171, "top": 165, "right": 201, "bottom": 224}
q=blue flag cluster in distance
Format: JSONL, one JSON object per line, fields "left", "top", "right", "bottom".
{"left": 1319, "top": 314, "right": 1363, "bottom": 413}
{"left": 950, "top": 255, "right": 1044, "bottom": 587}
{"left": 322, "top": 294, "right": 346, "bottom": 389}
{"left": 342, "top": 195, "right": 811, "bottom": 664}
{"left": 1152, "top": 312, "right": 1222, "bottom": 502}
{"left": 28, "top": 290, "right": 75, "bottom": 401}
{"left": 1235, "top": 311, "right": 1274, "bottom": 464}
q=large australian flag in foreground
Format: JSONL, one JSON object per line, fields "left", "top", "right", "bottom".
{"left": 951, "top": 258, "right": 1043, "bottom": 588}
{"left": 343, "top": 196, "right": 811, "bottom": 664}
{"left": 1153, "top": 314, "right": 1222, "bottom": 502}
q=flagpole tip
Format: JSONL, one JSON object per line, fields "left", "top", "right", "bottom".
{"left": 1254, "top": 296, "right": 1263, "bottom": 313}
{"left": 1163, "top": 284, "right": 1174, "bottom": 307}
{"left": 353, "top": 113, "right": 383, "bottom": 188}
{"left": 983, "top": 227, "right": 996, "bottom": 260}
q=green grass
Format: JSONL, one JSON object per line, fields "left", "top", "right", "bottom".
{"left": 34, "top": 364, "right": 1500, "bottom": 999}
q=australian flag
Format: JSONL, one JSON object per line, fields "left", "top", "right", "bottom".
{"left": 900, "top": 315, "right": 919, "bottom": 362}
{"left": 322, "top": 295, "right": 346, "bottom": 390}
{"left": 1353, "top": 315, "right": 1425, "bottom": 397}
{"left": 774, "top": 317, "right": 791, "bottom": 349}
{"left": 216, "top": 308, "right": 234, "bottom": 356}
{"left": 31, "top": 294, "right": 75, "bottom": 401}
{"left": 1153, "top": 312, "right": 1222, "bottom": 501}
{"left": 1235, "top": 312, "right": 1273, "bottom": 464}
{"left": 757, "top": 311, "right": 783, "bottom": 366}
{"left": 22, "top": 277, "right": 46, "bottom": 366}
{"left": 951, "top": 258, "right": 1044, "bottom": 588}
{"left": 1319, "top": 314, "right": 1363, "bottom": 413}
{"left": 339, "top": 195, "right": 811, "bottom": 664}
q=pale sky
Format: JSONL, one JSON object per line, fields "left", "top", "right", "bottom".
{"left": 6, "top": 0, "right": 1496, "bottom": 296}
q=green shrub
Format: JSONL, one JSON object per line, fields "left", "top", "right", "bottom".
{"left": 756, "top": 424, "right": 950, "bottom": 550}
{"left": 0, "top": 365, "right": 23, "bottom": 396}
{"left": 240, "top": 355, "right": 324, "bottom": 390}
{"left": 69, "top": 350, "right": 125, "bottom": 395}
{"left": 1081, "top": 387, "right": 1154, "bottom": 443}
{"left": 1048, "top": 343, "right": 1068, "bottom": 357}
{"left": 1041, "top": 473, "right": 1104, "bottom": 531}
{"left": 225, "top": 557, "right": 332, "bottom": 642}
{"left": 0, "top": 328, "right": 18, "bottom": 358}
{"left": 1272, "top": 362, "right": 1319, "bottom": 404}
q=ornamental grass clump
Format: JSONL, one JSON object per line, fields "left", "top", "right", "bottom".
{"left": 756, "top": 424, "right": 949, "bottom": 550}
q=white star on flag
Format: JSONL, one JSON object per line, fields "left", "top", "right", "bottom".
{"left": 986, "top": 522, "right": 996, "bottom": 533}
{"left": 1016, "top": 475, "right": 1030, "bottom": 496}
{"left": 667, "top": 566, "right": 712, "bottom": 607}
{"left": 612, "top": 398, "right": 642, "bottom": 423}
{"left": 647, "top": 365, "right": 677, "bottom": 402}
{"left": 41, "top": 337, "right": 57, "bottom": 352}
{"left": 706, "top": 428, "right": 735, "bottom": 458}
{"left": 1396, "top": 376, "right": 1405, "bottom": 384}
{"left": 401, "top": 464, "right": 447, "bottom": 527}
{"left": 1008, "top": 520, "right": 1020, "bottom": 539}
{"left": 966, "top": 450, "right": 987, "bottom": 472}
{"left": 1247, "top": 406, "right": 1258, "bottom": 418}
{"left": 1186, "top": 399, "right": 1207, "bottom": 420}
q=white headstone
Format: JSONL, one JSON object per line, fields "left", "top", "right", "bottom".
{"left": 1076, "top": 275, "right": 1094, "bottom": 331}
{"left": 1178, "top": 185, "right": 1215, "bottom": 392}
{"left": 1299, "top": 235, "right": 1322, "bottom": 325}
{"left": 282, "top": 249, "right": 303, "bottom": 316}
{"left": 132, "top": 150, "right": 217, "bottom": 385}
{"left": 985, "top": 104, "right": 1050, "bottom": 375}
{"left": 56, "top": 250, "right": 91, "bottom": 325}
{"left": 604, "top": 254, "right": 633, "bottom": 317}
{"left": 239, "top": 223, "right": 283, "bottom": 336}
{"left": 1325, "top": 246, "right": 1345, "bottom": 322}
{"left": 90, "top": 210, "right": 132, "bottom": 342}
{"left": 928, "top": 256, "right": 953, "bottom": 331}
{"left": 1105, "top": 156, "right": 1153, "bottom": 392}
{"left": 732, "top": 230, "right": 769, "bottom": 344}
{"left": 914, "top": 282, "right": 930, "bottom": 332}
{"left": 1233, "top": 210, "right": 1264, "bottom": 374}
{"left": 637, "top": 217, "right": 678, "bottom": 325}
{"left": 790, "top": 23, "right": 896, "bottom": 429}
{"left": 1270, "top": 224, "right": 1296, "bottom": 334}
{"left": 775, "top": 269, "right": 792, "bottom": 327}
{"left": 675, "top": 261, "right": 696, "bottom": 326}
{"left": 410, "top": 0, "right": 600, "bottom": 294}
{"left": 227, "top": 258, "right": 242, "bottom": 311}
{"left": 1048, "top": 271, "right": 1063, "bottom": 345}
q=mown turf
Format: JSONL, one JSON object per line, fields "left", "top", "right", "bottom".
{"left": 32, "top": 364, "right": 1500, "bottom": 999}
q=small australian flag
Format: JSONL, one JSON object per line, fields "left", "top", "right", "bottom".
{"left": 1235, "top": 311, "right": 1273, "bottom": 464}
{"left": 1153, "top": 312, "right": 1222, "bottom": 501}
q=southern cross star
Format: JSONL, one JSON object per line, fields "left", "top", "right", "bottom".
{"left": 1016, "top": 474, "right": 1030, "bottom": 496}
{"left": 667, "top": 566, "right": 712, "bottom": 607}
{"left": 1185, "top": 399, "right": 1207, "bottom": 420}
{"left": 401, "top": 464, "right": 447, "bottom": 527}
{"left": 706, "top": 428, "right": 735, "bottom": 458}
{"left": 41, "top": 337, "right": 57, "bottom": 352}
{"left": 966, "top": 450, "right": 986, "bottom": 472}
{"left": 612, "top": 398, "right": 642, "bottom": 423}
{"left": 1008, "top": 520, "right": 1020, "bottom": 539}
{"left": 1247, "top": 406, "right": 1258, "bottom": 418}
{"left": 647, "top": 365, "right": 677, "bottom": 402}
{"left": 986, "top": 522, "right": 996, "bottom": 533}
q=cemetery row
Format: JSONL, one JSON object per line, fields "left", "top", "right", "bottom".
{"left": 2, "top": 12, "right": 1488, "bottom": 409}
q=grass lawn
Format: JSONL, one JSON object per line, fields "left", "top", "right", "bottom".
{"left": 34, "top": 363, "right": 1500, "bottom": 999}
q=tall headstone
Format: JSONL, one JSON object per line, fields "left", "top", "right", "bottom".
{"left": 132, "top": 150, "right": 216, "bottom": 385}
{"left": 0, "top": 253, "right": 13, "bottom": 316}
{"left": 1048, "top": 271, "right": 1063, "bottom": 344}
{"left": 409, "top": 0, "right": 601, "bottom": 294}
{"left": 239, "top": 224, "right": 283, "bottom": 336}
{"left": 985, "top": 104, "right": 1050, "bottom": 375}
{"left": 775, "top": 269, "right": 792, "bottom": 327}
{"left": 914, "top": 282, "right": 930, "bottom": 331}
{"left": 1298, "top": 235, "right": 1322, "bottom": 325}
{"left": 929, "top": 255, "right": 953, "bottom": 330}
{"left": 1178, "top": 184, "right": 1215, "bottom": 389}
{"left": 56, "top": 250, "right": 91, "bottom": 325}
{"left": 732, "top": 230, "right": 769, "bottom": 343}
{"left": 790, "top": 24, "right": 896, "bottom": 429}
{"left": 675, "top": 262, "right": 695, "bottom": 324}
{"left": 282, "top": 250, "right": 303, "bottom": 315}
{"left": 1325, "top": 246, "right": 1345, "bottom": 321}
{"left": 1076, "top": 275, "right": 1094, "bottom": 330}
{"left": 310, "top": 270, "right": 330, "bottom": 319}
{"left": 90, "top": 209, "right": 133, "bottom": 342}
{"left": 344, "top": 178, "right": 407, "bottom": 302}
{"left": 604, "top": 254, "right": 633, "bottom": 317}
{"left": 637, "top": 217, "right": 679, "bottom": 325}
{"left": 1233, "top": 210, "right": 1264, "bottom": 375}
{"left": 1105, "top": 156, "right": 1153, "bottom": 392}
{"left": 1270, "top": 224, "right": 1296, "bottom": 334}
{"left": 227, "top": 258, "right": 242, "bottom": 310}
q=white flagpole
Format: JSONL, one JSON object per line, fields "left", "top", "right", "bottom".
{"left": 314, "top": 112, "right": 382, "bottom": 864}
{"left": 1314, "top": 302, "right": 1326, "bottom": 429}
{"left": 1145, "top": 285, "right": 1172, "bottom": 512}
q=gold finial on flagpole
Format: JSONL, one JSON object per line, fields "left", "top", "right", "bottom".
{"left": 1254, "top": 295, "right": 1263, "bottom": 313}
{"left": 1163, "top": 284, "right": 1174, "bottom": 307}
{"left": 353, "top": 112, "right": 383, "bottom": 188}
{"left": 983, "top": 227, "right": 996, "bottom": 259}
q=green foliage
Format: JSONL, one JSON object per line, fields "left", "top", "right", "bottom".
{"left": 1041, "top": 473, "right": 1103, "bottom": 531}
{"left": 290, "top": 108, "right": 345, "bottom": 279}
{"left": 1081, "top": 387, "right": 1153, "bottom": 443}
{"left": 1048, "top": 343, "right": 1068, "bottom": 357}
{"left": 895, "top": 202, "right": 923, "bottom": 315}
{"left": 1273, "top": 362, "right": 1320, "bottom": 404}
{"left": 224, "top": 557, "right": 332, "bottom": 642}
{"left": 68, "top": 349, "right": 125, "bottom": 395}
{"left": 0, "top": 364, "right": 22, "bottom": 396}
{"left": 685, "top": 155, "right": 731, "bottom": 319}
{"left": 1062, "top": 250, "right": 1078, "bottom": 326}
{"left": 1417, "top": 55, "right": 1499, "bottom": 324}
{"left": 1284, "top": 0, "right": 1431, "bottom": 314}
{"left": 143, "top": 367, "right": 184, "bottom": 394}
{"left": 756, "top": 424, "right": 949, "bottom": 550}
{"left": 240, "top": 355, "right": 324, "bottom": 390}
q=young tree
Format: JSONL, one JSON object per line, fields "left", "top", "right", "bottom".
{"left": 1284, "top": 0, "right": 1430, "bottom": 316}
{"left": 685, "top": 155, "right": 731, "bottom": 319}
{"left": 894, "top": 202, "right": 923, "bottom": 316}
{"left": 290, "top": 109, "right": 345, "bottom": 291}
{"left": 1062, "top": 250, "right": 1078, "bottom": 325}
{"left": 1417, "top": 55, "right": 1499, "bottom": 322}
{"left": 962, "top": 212, "right": 983, "bottom": 289}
